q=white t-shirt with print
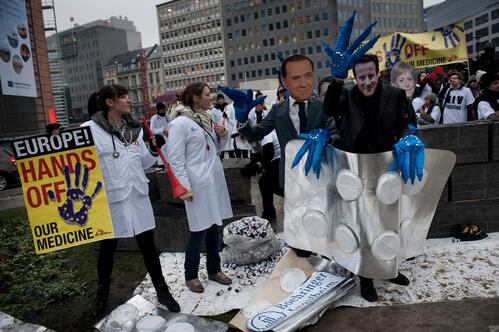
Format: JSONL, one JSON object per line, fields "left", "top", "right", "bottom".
{"left": 477, "top": 100, "right": 499, "bottom": 120}
{"left": 442, "top": 87, "right": 475, "bottom": 124}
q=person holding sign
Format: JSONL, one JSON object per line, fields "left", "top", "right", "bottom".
{"left": 85, "top": 85, "right": 180, "bottom": 315}
{"left": 166, "top": 82, "right": 233, "bottom": 293}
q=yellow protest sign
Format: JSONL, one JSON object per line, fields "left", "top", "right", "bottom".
{"left": 11, "top": 127, "right": 114, "bottom": 254}
{"left": 369, "top": 22, "right": 468, "bottom": 71}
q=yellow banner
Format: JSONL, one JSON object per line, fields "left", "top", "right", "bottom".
{"left": 12, "top": 128, "right": 114, "bottom": 254}
{"left": 370, "top": 21, "right": 468, "bottom": 71}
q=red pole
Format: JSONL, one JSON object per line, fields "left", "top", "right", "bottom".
{"left": 48, "top": 108, "right": 57, "bottom": 124}
{"left": 141, "top": 117, "right": 188, "bottom": 199}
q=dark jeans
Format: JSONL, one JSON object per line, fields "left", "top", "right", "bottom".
{"left": 97, "top": 229, "right": 165, "bottom": 288}
{"left": 259, "top": 158, "right": 283, "bottom": 218}
{"left": 184, "top": 224, "right": 221, "bottom": 280}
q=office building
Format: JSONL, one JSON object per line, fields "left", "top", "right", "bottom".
{"left": 57, "top": 16, "right": 141, "bottom": 123}
{"left": 104, "top": 45, "right": 163, "bottom": 118}
{"left": 0, "top": 0, "right": 54, "bottom": 139}
{"left": 370, "top": 0, "right": 424, "bottom": 35}
{"left": 157, "top": 0, "right": 226, "bottom": 91}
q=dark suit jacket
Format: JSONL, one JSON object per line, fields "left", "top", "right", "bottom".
{"left": 239, "top": 97, "right": 340, "bottom": 188}
{"left": 323, "top": 80, "right": 415, "bottom": 153}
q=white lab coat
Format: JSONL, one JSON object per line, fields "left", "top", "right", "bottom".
{"left": 150, "top": 113, "right": 169, "bottom": 165}
{"left": 166, "top": 115, "right": 233, "bottom": 232}
{"left": 225, "top": 103, "right": 252, "bottom": 152}
{"left": 82, "top": 120, "right": 158, "bottom": 238}
{"left": 209, "top": 107, "right": 233, "bottom": 152}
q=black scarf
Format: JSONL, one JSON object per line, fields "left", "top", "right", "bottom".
{"left": 91, "top": 111, "right": 142, "bottom": 145}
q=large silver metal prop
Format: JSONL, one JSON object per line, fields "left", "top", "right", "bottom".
{"left": 284, "top": 141, "right": 456, "bottom": 279}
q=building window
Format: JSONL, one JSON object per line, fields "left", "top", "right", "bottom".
{"left": 283, "top": 20, "right": 288, "bottom": 28}
{"left": 268, "top": 8, "right": 272, "bottom": 16}
{"left": 230, "top": 60, "right": 235, "bottom": 67}
{"left": 239, "top": 72, "right": 243, "bottom": 79}
{"left": 465, "top": 32, "right": 473, "bottom": 42}
{"left": 492, "top": 22, "right": 499, "bottom": 34}
{"left": 492, "top": 8, "right": 499, "bottom": 20}
{"left": 237, "top": 58, "right": 242, "bottom": 65}
{"left": 254, "top": 11, "right": 259, "bottom": 19}
{"left": 231, "top": 74, "right": 236, "bottom": 81}
{"left": 282, "top": 5, "right": 287, "bottom": 13}
{"left": 241, "top": 15, "right": 245, "bottom": 22}
{"left": 316, "top": 45, "right": 321, "bottom": 53}
{"left": 244, "top": 57, "right": 248, "bottom": 64}
{"left": 276, "top": 6, "right": 280, "bottom": 14}
{"left": 315, "top": 30, "right": 321, "bottom": 38}
{"left": 307, "top": 31, "right": 313, "bottom": 39}
{"left": 322, "top": 12, "right": 328, "bottom": 20}
{"left": 314, "top": 14, "right": 320, "bottom": 22}
{"left": 316, "top": 61, "right": 323, "bottom": 69}
{"left": 269, "top": 23, "right": 274, "bottom": 31}
{"left": 265, "top": 68, "right": 270, "bottom": 75}
{"left": 467, "top": 45, "right": 474, "bottom": 54}
{"left": 227, "top": 19, "right": 231, "bottom": 26}
{"left": 323, "top": 28, "right": 329, "bottom": 36}
{"left": 476, "top": 27, "right": 489, "bottom": 38}
{"left": 270, "top": 38, "right": 275, "bottom": 46}
{"left": 475, "top": 13, "right": 488, "bottom": 26}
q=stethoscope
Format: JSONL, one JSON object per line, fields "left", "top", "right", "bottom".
{"left": 108, "top": 119, "right": 133, "bottom": 159}
{"left": 192, "top": 112, "right": 217, "bottom": 151}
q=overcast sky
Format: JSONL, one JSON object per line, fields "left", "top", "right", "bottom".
{"left": 54, "top": 0, "right": 447, "bottom": 48}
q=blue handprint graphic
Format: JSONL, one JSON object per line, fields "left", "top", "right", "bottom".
{"left": 432, "top": 24, "right": 464, "bottom": 48}
{"left": 383, "top": 33, "right": 407, "bottom": 68}
{"left": 323, "top": 11, "right": 380, "bottom": 79}
{"left": 48, "top": 163, "right": 103, "bottom": 226}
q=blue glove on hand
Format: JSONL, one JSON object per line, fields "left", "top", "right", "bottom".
{"left": 218, "top": 86, "right": 267, "bottom": 123}
{"left": 323, "top": 11, "right": 380, "bottom": 79}
{"left": 291, "top": 128, "right": 329, "bottom": 179}
{"left": 392, "top": 125, "right": 425, "bottom": 184}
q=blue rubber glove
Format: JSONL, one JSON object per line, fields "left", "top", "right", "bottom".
{"left": 392, "top": 125, "right": 425, "bottom": 184}
{"left": 218, "top": 86, "right": 267, "bottom": 123}
{"left": 323, "top": 11, "right": 380, "bottom": 79}
{"left": 291, "top": 128, "right": 329, "bottom": 179}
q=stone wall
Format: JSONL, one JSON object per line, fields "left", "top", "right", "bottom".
{"left": 117, "top": 159, "right": 256, "bottom": 251}
{"left": 420, "top": 121, "right": 499, "bottom": 238}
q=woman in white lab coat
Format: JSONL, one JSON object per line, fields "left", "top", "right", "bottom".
{"left": 85, "top": 85, "right": 179, "bottom": 315}
{"left": 166, "top": 82, "right": 233, "bottom": 293}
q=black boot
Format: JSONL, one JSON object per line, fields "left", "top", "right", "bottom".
{"left": 388, "top": 272, "right": 410, "bottom": 286}
{"left": 94, "top": 284, "right": 109, "bottom": 316}
{"left": 155, "top": 283, "right": 180, "bottom": 312}
{"left": 359, "top": 277, "right": 378, "bottom": 302}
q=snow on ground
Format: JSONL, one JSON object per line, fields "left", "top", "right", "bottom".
{"left": 134, "top": 233, "right": 499, "bottom": 316}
